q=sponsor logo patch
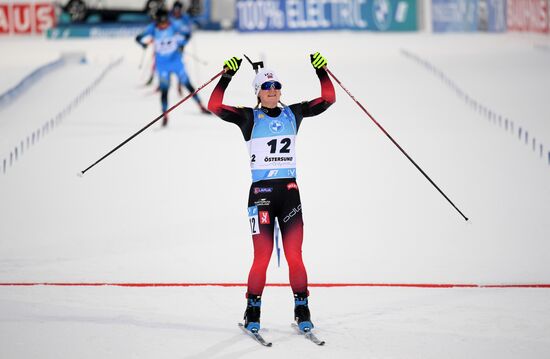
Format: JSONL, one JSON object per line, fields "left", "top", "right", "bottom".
{"left": 283, "top": 204, "right": 302, "bottom": 223}
{"left": 287, "top": 182, "right": 298, "bottom": 190}
{"left": 267, "top": 170, "right": 279, "bottom": 178}
{"left": 255, "top": 199, "right": 271, "bottom": 206}
{"left": 254, "top": 187, "right": 273, "bottom": 194}
{"left": 269, "top": 119, "right": 284, "bottom": 133}
{"left": 259, "top": 211, "right": 270, "bottom": 224}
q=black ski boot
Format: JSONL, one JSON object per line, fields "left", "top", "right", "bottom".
{"left": 244, "top": 294, "right": 262, "bottom": 332}
{"left": 294, "top": 292, "right": 313, "bottom": 332}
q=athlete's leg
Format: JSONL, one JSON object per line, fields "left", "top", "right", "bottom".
{"left": 156, "top": 67, "right": 170, "bottom": 126}
{"left": 175, "top": 61, "right": 195, "bottom": 97}
{"left": 176, "top": 61, "right": 209, "bottom": 113}
{"left": 279, "top": 181, "right": 313, "bottom": 329}
{"left": 279, "top": 181, "right": 307, "bottom": 294}
{"left": 247, "top": 225, "right": 274, "bottom": 296}
{"left": 247, "top": 185, "right": 276, "bottom": 296}
{"left": 157, "top": 68, "right": 170, "bottom": 113}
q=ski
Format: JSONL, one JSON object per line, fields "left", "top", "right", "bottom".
{"left": 291, "top": 323, "right": 326, "bottom": 346}
{"left": 238, "top": 323, "right": 272, "bottom": 347}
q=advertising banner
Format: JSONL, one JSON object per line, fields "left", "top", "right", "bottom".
{"left": 507, "top": 0, "right": 549, "bottom": 33}
{"left": 46, "top": 23, "right": 146, "bottom": 38}
{"left": 432, "top": 0, "right": 478, "bottom": 31}
{"left": 0, "top": 0, "right": 56, "bottom": 36}
{"left": 236, "top": 0, "right": 418, "bottom": 32}
{"left": 480, "top": 0, "right": 507, "bottom": 31}
{"left": 432, "top": 0, "right": 506, "bottom": 32}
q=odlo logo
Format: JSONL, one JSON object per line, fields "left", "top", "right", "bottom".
{"left": 283, "top": 204, "right": 301, "bottom": 223}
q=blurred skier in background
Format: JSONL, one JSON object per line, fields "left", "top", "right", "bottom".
{"left": 170, "top": 0, "right": 193, "bottom": 42}
{"left": 143, "top": 1, "right": 191, "bottom": 88}
{"left": 208, "top": 53, "right": 335, "bottom": 333}
{"left": 170, "top": 0, "right": 194, "bottom": 96}
{"left": 135, "top": 7, "right": 209, "bottom": 126}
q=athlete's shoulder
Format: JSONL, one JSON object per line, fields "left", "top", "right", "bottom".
{"left": 234, "top": 105, "right": 253, "bottom": 112}
{"left": 169, "top": 22, "right": 180, "bottom": 32}
{"left": 143, "top": 22, "right": 156, "bottom": 34}
{"left": 286, "top": 103, "right": 303, "bottom": 113}
{"left": 240, "top": 106, "right": 256, "bottom": 112}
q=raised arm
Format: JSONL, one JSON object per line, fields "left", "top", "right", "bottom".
{"left": 208, "top": 57, "right": 255, "bottom": 140}
{"left": 290, "top": 53, "right": 336, "bottom": 127}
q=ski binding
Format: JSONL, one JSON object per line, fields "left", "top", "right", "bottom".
{"left": 238, "top": 323, "right": 272, "bottom": 347}
{"left": 291, "top": 323, "right": 325, "bottom": 345}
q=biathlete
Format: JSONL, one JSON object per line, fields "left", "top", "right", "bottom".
{"left": 170, "top": 1, "right": 193, "bottom": 42}
{"left": 135, "top": 8, "right": 209, "bottom": 127}
{"left": 170, "top": 1, "right": 193, "bottom": 97}
{"left": 207, "top": 53, "right": 335, "bottom": 332}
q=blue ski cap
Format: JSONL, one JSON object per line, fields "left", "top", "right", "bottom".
{"left": 253, "top": 68, "right": 280, "bottom": 96}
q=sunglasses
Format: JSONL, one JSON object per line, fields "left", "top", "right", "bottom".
{"left": 261, "top": 81, "right": 282, "bottom": 91}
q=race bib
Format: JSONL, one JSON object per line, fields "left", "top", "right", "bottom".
{"left": 248, "top": 206, "right": 260, "bottom": 235}
{"left": 155, "top": 37, "right": 178, "bottom": 56}
{"left": 249, "top": 134, "right": 296, "bottom": 171}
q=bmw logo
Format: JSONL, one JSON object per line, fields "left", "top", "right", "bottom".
{"left": 269, "top": 119, "right": 284, "bottom": 133}
{"left": 373, "top": 0, "right": 392, "bottom": 31}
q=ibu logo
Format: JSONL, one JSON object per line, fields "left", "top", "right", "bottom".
{"left": 373, "top": 0, "right": 392, "bottom": 31}
{"left": 269, "top": 119, "right": 284, "bottom": 133}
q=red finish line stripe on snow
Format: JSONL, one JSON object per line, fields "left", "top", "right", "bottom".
{"left": 1, "top": 283, "right": 550, "bottom": 288}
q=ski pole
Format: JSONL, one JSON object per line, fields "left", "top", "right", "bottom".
{"left": 79, "top": 69, "right": 225, "bottom": 177}
{"left": 138, "top": 48, "right": 146, "bottom": 69}
{"left": 243, "top": 54, "right": 264, "bottom": 73}
{"left": 325, "top": 67, "right": 469, "bottom": 221}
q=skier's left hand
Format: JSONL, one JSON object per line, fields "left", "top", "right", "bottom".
{"left": 310, "top": 52, "right": 328, "bottom": 69}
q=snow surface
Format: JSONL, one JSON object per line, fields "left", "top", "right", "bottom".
{"left": 1, "top": 31, "right": 550, "bottom": 358}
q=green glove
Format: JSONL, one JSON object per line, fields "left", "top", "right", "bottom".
{"left": 310, "top": 52, "right": 327, "bottom": 69}
{"left": 224, "top": 56, "right": 242, "bottom": 76}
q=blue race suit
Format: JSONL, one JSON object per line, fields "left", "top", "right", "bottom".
{"left": 136, "top": 22, "right": 205, "bottom": 114}
{"left": 170, "top": 13, "right": 192, "bottom": 41}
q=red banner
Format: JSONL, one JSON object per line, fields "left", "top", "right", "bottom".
{"left": 507, "top": 0, "right": 549, "bottom": 33}
{"left": 0, "top": 4, "right": 10, "bottom": 34}
{"left": 0, "top": 2, "right": 56, "bottom": 35}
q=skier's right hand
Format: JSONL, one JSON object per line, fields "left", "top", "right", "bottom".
{"left": 223, "top": 56, "right": 242, "bottom": 76}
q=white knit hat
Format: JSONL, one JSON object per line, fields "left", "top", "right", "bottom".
{"left": 252, "top": 68, "right": 281, "bottom": 96}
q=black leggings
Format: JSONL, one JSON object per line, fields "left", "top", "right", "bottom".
{"left": 246, "top": 178, "right": 307, "bottom": 295}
